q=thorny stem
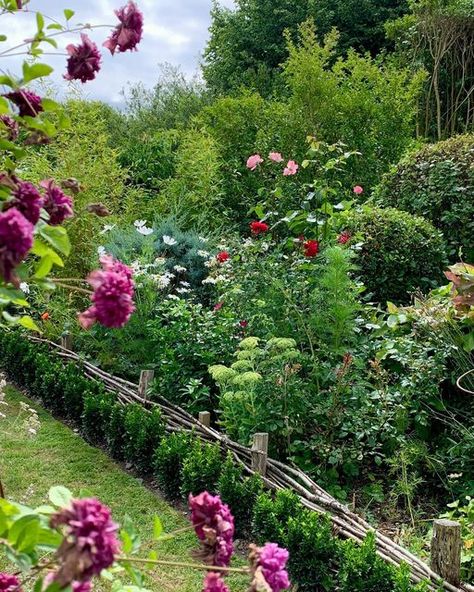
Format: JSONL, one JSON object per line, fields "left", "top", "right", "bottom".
{"left": 118, "top": 556, "right": 250, "bottom": 575}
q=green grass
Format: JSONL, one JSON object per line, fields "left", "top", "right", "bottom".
{"left": 0, "top": 386, "right": 247, "bottom": 591}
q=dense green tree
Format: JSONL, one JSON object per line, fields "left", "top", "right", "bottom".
{"left": 202, "top": 0, "right": 409, "bottom": 97}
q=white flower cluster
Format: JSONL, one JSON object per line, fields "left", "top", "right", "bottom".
{"left": 19, "top": 401, "right": 40, "bottom": 438}
{"left": 134, "top": 220, "right": 154, "bottom": 236}
{"left": 0, "top": 375, "right": 7, "bottom": 419}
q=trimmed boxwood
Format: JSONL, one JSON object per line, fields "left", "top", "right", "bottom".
{"left": 345, "top": 206, "right": 447, "bottom": 304}
{"left": 374, "top": 134, "right": 474, "bottom": 261}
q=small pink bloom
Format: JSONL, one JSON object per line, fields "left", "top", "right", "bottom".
{"left": 203, "top": 573, "right": 230, "bottom": 592}
{"left": 353, "top": 185, "right": 363, "bottom": 195}
{"left": 239, "top": 320, "right": 248, "bottom": 328}
{"left": 213, "top": 302, "right": 224, "bottom": 312}
{"left": 250, "top": 221, "right": 269, "bottom": 235}
{"left": 246, "top": 154, "right": 263, "bottom": 171}
{"left": 268, "top": 152, "right": 283, "bottom": 163}
{"left": 283, "top": 160, "right": 298, "bottom": 176}
{"left": 0, "top": 573, "right": 21, "bottom": 592}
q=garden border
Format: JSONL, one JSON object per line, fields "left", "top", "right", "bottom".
{"left": 30, "top": 336, "right": 473, "bottom": 592}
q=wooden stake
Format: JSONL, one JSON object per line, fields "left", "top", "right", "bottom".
{"left": 251, "top": 433, "right": 269, "bottom": 476}
{"left": 60, "top": 334, "right": 72, "bottom": 351}
{"left": 138, "top": 370, "right": 154, "bottom": 401}
{"left": 198, "top": 411, "right": 211, "bottom": 428}
{"left": 430, "top": 519, "right": 462, "bottom": 586}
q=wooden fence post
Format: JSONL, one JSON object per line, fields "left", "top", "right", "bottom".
{"left": 60, "top": 334, "right": 72, "bottom": 351}
{"left": 430, "top": 519, "right": 462, "bottom": 586}
{"left": 138, "top": 370, "right": 154, "bottom": 402}
{"left": 198, "top": 411, "right": 211, "bottom": 428}
{"left": 251, "top": 432, "right": 269, "bottom": 476}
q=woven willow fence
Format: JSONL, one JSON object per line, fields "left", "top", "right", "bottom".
{"left": 30, "top": 336, "right": 473, "bottom": 592}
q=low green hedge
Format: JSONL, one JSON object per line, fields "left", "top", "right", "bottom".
{"left": 345, "top": 206, "right": 448, "bottom": 304}
{"left": 0, "top": 331, "right": 429, "bottom": 591}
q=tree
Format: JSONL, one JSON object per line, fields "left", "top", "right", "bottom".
{"left": 202, "top": 0, "right": 409, "bottom": 97}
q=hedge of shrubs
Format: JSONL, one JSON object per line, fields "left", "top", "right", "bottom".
{"left": 0, "top": 331, "right": 429, "bottom": 591}
{"left": 374, "top": 134, "right": 474, "bottom": 262}
{"left": 345, "top": 206, "right": 448, "bottom": 304}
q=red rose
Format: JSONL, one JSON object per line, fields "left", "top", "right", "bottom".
{"left": 250, "top": 221, "right": 269, "bottom": 235}
{"left": 216, "top": 251, "right": 230, "bottom": 263}
{"left": 303, "top": 240, "right": 319, "bottom": 258}
{"left": 239, "top": 320, "right": 248, "bottom": 328}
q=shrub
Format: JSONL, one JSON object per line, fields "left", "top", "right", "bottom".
{"left": 345, "top": 206, "right": 447, "bottom": 304}
{"left": 153, "top": 432, "right": 193, "bottom": 499}
{"left": 338, "top": 532, "right": 398, "bottom": 592}
{"left": 122, "top": 405, "right": 165, "bottom": 475}
{"left": 286, "top": 511, "right": 339, "bottom": 592}
{"left": 180, "top": 439, "right": 222, "bottom": 497}
{"left": 106, "top": 404, "right": 127, "bottom": 461}
{"left": 217, "top": 453, "right": 263, "bottom": 538}
{"left": 374, "top": 134, "right": 474, "bottom": 261}
{"left": 251, "top": 489, "right": 302, "bottom": 546}
{"left": 81, "top": 391, "right": 115, "bottom": 445}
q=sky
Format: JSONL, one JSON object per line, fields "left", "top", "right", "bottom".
{"left": 1, "top": 0, "right": 235, "bottom": 105}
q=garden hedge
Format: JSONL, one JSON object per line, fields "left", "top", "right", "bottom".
{"left": 374, "top": 134, "right": 474, "bottom": 262}
{"left": 0, "top": 330, "right": 428, "bottom": 591}
{"left": 345, "top": 206, "right": 448, "bottom": 304}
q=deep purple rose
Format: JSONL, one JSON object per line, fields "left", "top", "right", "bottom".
{"left": 65, "top": 34, "right": 102, "bottom": 83}
{"left": 4, "top": 90, "right": 43, "bottom": 117}
{"left": 104, "top": 1, "right": 143, "bottom": 55}
{"left": 0, "top": 208, "right": 33, "bottom": 284}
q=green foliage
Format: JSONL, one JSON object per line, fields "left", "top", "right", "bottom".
{"left": 210, "top": 336, "right": 306, "bottom": 454}
{"left": 252, "top": 489, "right": 302, "bottom": 546}
{"left": 81, "top": 391, "right": 115, "bottom": 445}
{"left": 338, "top": 532, "right": 400, "bottom": 592}
{"left": 440, "top": 496, "right": 474, "bottom": 581}
{"left": 180, "top": 439, "right": 222, "bottom": 497}
{"left": 123, "top": 405, "right": 165, "bottom": 475}
{"left": 161, "top": 129, "right": 224, "bottom": 228}
{"left": 345, "top": 206, "right": 447, "bottom": 303}
{"left": 22, "top": 99, "right": 142, "bottom": 277}
{"left": 286, "top": 511, "right": 339, "bottom": 592}
{"left": 106, "top": 403, "right": 127, "bottom": 461}
{"left": 203, "top": 0, "right": 409, "bottom": 97}
{"left": 153, "top": 431, "right": 193, "bottom": 499}
{"left": 217, "top": 453, "right": 263, "bottom": 537}
{"left": 283, "top": 21, "right": 425, "bottom": 190}
{"left": 374, "top": 134, "right": 474, "bottom": 261}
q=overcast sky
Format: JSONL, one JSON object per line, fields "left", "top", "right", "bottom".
{"left": 1, "top": 0, "right": 235, "bottom": 105}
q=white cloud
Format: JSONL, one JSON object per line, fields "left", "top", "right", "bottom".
{"left": 0, "top": 0, "right": 236, "bottom": 103}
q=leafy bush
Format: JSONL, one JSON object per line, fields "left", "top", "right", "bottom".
{"left": 82, "top": 391, "right": 115, "bottom": 445}
{"left": 153, "top": 431, "right": 194, "bottom": 499}
{"left": 286, "top": 511, "right": 339, "bottom": 592}
{"left": 217, "top": 453, "right": 263, "bottom": 538}
{"left": 180, "top": 439, "right": 222, "bottom": 497}
{"left": 374, "top": 134, "right": 474, "bottom": 261}
{"left": 122, "top": 405, "right": 165, "bottom": 475}
{"left": 345, "top": 206, "right": 447, "bottom": 303}
{"left": 105, "top": 404, "right": 127, "bottom": 461}
{"left": 252, "top": 489, "right": 302, "bottom": 546}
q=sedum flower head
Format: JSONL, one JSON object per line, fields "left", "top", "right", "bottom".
{"left": 104, "top": 1, "right": 144, "bottom": 55}
{"left": 50, "top": 498, "right": 119, "bottom": 584}
{"left": 189, "top": 492, "right": 234, "bottom": 567}
{"left": 65, "top": 34, "right": 102, "bottom": 83}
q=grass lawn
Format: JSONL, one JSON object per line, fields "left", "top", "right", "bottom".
{"left": 0, "top": 385, "right": 247, "bottom": 591}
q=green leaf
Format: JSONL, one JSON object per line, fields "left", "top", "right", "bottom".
{"left": 23, "top": 62, "right": 54, "bottom": 83}
{"left": 48, "top": 486, "right": 73, "bottom": 508}
{"left": 41, "top": 98, "right": 61, "bottom": 112}
{"left": 0, "top": 75, "right": 15, "bottom": 87}
{"left": 0, "top": 35, "right": 7, "bottom": 42}
{"left": 36, "top": 12, "right": 45, "bottom": 31}
{"left": 153, "top": 516, "right": 163, "bottom": 540}
{"left": 47, "top": 24, "right": 63, "bottom": 31}
{"left": 64, "top": 9, "right": 75, "bottom": 21}
{"left": 120, "top": 529, "right": 133, "bottom": 554}
{"left": 39, "top": 225, "right": 71, "bottom": 257}
{"left": 18, "top": 316, "right": 41, "bottom": 332}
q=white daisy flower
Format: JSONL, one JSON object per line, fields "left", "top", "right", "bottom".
{"left": 134, "top": 219, "right": 147, "bottom": 228}
{"left": 163, "top": 235, "right": 177, "bottom": 246}
{"left": 202, "top": 277, "right": 218, "bottom": 285}
{"left": 19, "top": 282, "right": 30, "bottom": 294}
{"left": 136, "top": 225, "right": 154, "bottom": 236}
{"left": 174, "top": 265, "right": 187, "bottom": 272}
